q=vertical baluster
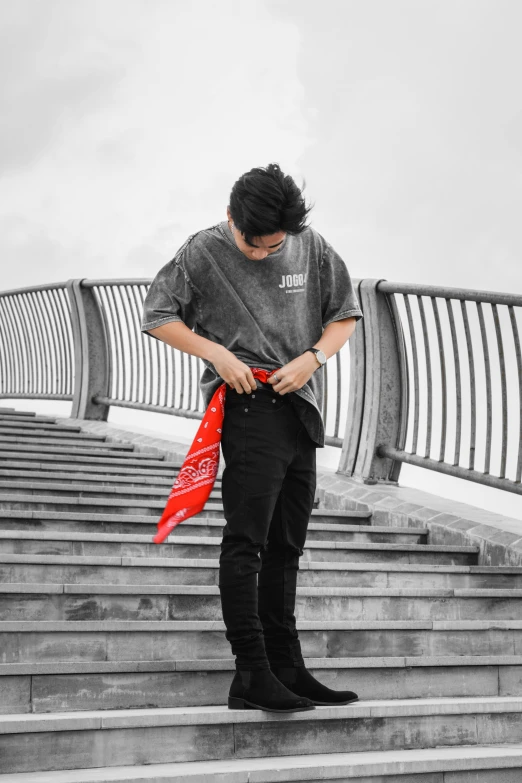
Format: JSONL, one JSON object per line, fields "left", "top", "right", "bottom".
{"left": 446, "top": 298, "right": 462, "bottom": 466}
{"left": 509, "top": 306, "right": 522, "bottom": 483}
{"left": 195, "top": 350, "right": 201, "bottom": 411}
{"left": 104, "top": 286, "right": 124, "bottom": 401}
{"left": 0, "top": 300, "right": 14, "bottom": 393}
{"left": 179, "top": 350, "right": 186, "bottom": 410}
{"left": 39, "top": 289, "right": 61, "bottom": 395}
{"left": 34, "top": 290, "right": 55, "bottom": 394}
{"left": 47, "top": 288, "right": 67, "bottom": 396}
{"left": 23, "top": 292, "right": 45, "bottom": 395}
{"left": 492, "top": 304, "right": 508, "bottom": 479}
{"left": 109, "top": 285, "right": 128, "bottom": 401}
{"left": 118, "top": 285, "right": 137, "bottom": 402}
{"left": 476, "top": 302, "right": 492, "bottom": 475}
{"left": 128, "top": 285, "right": 145, "bottom": 405}
{"left": 138, "top": 285, "right": 154, "bottom": 406}
{"left": 403, "top": 295, "right": 420, "bottom": 454}
{"left": 94, "top": 286, "right": 115, "bottom": 401}
{"left": 158, "top": 340, "right": 167, "bottom": 408}
{"left": 55, "top": 288, "right": 73, "bottom": 397}
{"left": 334, "top": 350, "right": 342, "bottom": 440}
{"left": 11, "top": 294, "right": 34, "bottom": 394}
{"left": 418, "top": 296, "right": 433, "bottom": 458}
{"left": 322, "top": 361, "right": 328, "bottom": 422}
{"left": 430, "top": 298, "right": 447, "bottom": 462}
{"left": 460, "top": 300, "right": 477, "bottom": 471}
{"left": 165, "top": 340, "right": 174, "bottom": 409}
{"left": 4, "top": 295, "right": 26, "bottom": 394}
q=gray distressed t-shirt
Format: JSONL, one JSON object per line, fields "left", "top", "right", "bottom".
{"left": 141, "top": 220, "right": 363, "bottom": 447}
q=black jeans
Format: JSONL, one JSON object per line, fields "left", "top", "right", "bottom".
{"left": 218, "top": 381, "right": 317, "bottom": 671}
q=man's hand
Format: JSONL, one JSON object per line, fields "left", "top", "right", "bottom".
{"left": 211, "top": 347, "right": 257, "bottom": 394}
{"left": 267, "top": 351, "right": 320, "bottom": 395}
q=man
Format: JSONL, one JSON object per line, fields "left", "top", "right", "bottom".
{"left": 141, "top": 163, "right": 363, "bottom": 713}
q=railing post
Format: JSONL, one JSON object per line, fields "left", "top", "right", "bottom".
{"left": 338, "top": 278, "right": 406, "bottom": 484}
{"left": 66, "top": 279, "right": 110, "bottom": 421}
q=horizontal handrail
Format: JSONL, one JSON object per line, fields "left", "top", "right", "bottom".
{"left": 378, "top": 280, "right": 522, "bottom": 307}
{"left": 1, "top": 275, "right": 521, "bottom": 496}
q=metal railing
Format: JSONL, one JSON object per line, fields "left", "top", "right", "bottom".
{"left": 338, "top": 279, "right": 522, "bottom": 496}
{"left": 1, "top": 276, "right": 521, "bottom": 496}
{"left": 0, "top": 278, "right": 350, "bottom": 446}
{"left": 0, "top": 283, "right": 74, "bottom": 400}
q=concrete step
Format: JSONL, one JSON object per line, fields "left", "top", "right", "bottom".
{"left": 0, "top": 427, "right": 112, "bottom": 442}
{"left": 2, "top": 554, "right": 518, "bottom": 589}
{"left": 0, "top": 436, "right": 137, "bottom": 452}
{"left": 0, "top": 409, "right": 39, "bottom": 417}
{"left": 1, "top": 697, "right": 522, "bottom": 773}
{"left": 0, "top": 494, "right": 227, "bottom": 516}
{"left": 0, "top": 459, "right": 180, "bottom": 478}
{"left": 2, "top": 618, "right": 522, "bottom": 663}
{"left": 0, "top": 420, "right": 83, "bottom": 432}
{"left": 0, "top": 508, "right": 373, "bottom": 534}
{"left": 0, "top": 448, "right": 178, "bottom": 468}
{"left": 2, "top": 745, "right": 522, "bottom": 783}
{"left": 0, "top": 521, "right": 427, "bottom": 544}
{"left": 2, "top": 583, "right": 522, "bottom": 623}
{"left": 0, "top": 493, "right": 327, "bottom": 517}
{"left": 0, "top": 468, "right": 217, "bottom": 490}
{"left": 0, "top": 413, "right": 60, "bottom": 424}
{"left": 0, "top": 482, "right": 224, "bottom": 503}
{"left": 0, "top": 454, "right": 180, "bottom": 475}
{"left": 0, "top": 533, "right": 478, "bottom": 564}
{"left": 3, "top": 655, "right": 522, "bottom": 714}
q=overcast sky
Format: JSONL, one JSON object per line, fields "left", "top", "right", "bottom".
{"left": 2, "top": 0, "right": 522, "bottom": 519}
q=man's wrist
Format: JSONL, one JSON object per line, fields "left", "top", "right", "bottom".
{"left": 203, "top": 341, "right": 227, "bottom": 364}
{"left": 304, "top": 349, "right": 322, "bottom": 369}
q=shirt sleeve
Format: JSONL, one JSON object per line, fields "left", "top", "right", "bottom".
{"left": 141, "top": 255, "right": 199, "bottom": 338}
{"left": 319, "top": 240, "right": 363, "bottom": 328}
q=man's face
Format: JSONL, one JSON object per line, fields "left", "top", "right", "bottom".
{"left": 226, "top": 207, "right": 286, "bottom": 261}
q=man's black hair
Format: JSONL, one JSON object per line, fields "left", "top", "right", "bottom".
{"left": 228, "top": 162, "right": 314, "bottom": 246}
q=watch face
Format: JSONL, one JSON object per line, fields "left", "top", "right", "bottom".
{"left": 317, "top": 350, "right": 326, "bottom": 364}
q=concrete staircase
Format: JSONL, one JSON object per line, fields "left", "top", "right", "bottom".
{"left": 1, "top": 406, "right": 522, "bottom": 782}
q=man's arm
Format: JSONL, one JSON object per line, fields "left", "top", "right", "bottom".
{"left": 148, "top": 321, "right": 258, "bottom": 394}
{"left": 312, "top": 316, "right": 357, "bottom": 360}
{"left": 266, "top": 316, "right": 358, "bottom": 395}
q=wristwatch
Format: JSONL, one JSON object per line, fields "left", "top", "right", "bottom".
{"left": 304, "top": 347, "right": 327, "bottom": 367}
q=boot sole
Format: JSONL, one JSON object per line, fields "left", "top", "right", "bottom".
{"left": 228, "top": 696, "right": 316, "bottom": 713}
{"left": 310, "top": 696, "right": 360, "bottom": 706}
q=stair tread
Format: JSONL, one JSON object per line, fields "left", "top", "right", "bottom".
{"left": 3, "top": 696, "right": 522, "bottom": 733}
{"left": 0, "top": 535, "right": 478, "bottom": 551}
{"left": 3, "top": 618, "right": 522, "bottom": 630}
{"left": 0, "top": 507, "right": 371, "bottom": 520}
{"left": 0, "top": 443, "right": 144, "bottom": 455}
{"left": 2, "top": 744, "right": 522, "bottom": 783}
{"left": 3, "top": 654, "right": 522, "bottom": 676}
{"left": 0, "top": 522, "right": 425, "bottom": 535}
{"left": 0, "top": 450, "right": 179, "bottom": 466}
{"left": 0, "top": 462, "right": 181, "bottom": 476}
{"left": 0, "top": 481, "right": 218, "bottom": 497}
{"left": 0, "top": 552, "right": 513, "bottom": 570}
{"left": 3, "top": 582, "right": 522, "bottom": 597}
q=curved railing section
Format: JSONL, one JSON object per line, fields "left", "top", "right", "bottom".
{"left": 0, "top": 283, "right": 74, "bottom": 400}
{"left": 11, "top": 278, "right": 349, "bottom": 447}
{"left": 84, "top": 279, "right": 205, "bottom": 421}
{"left": 339, "top": 279, "right": 522, "bottom": 496}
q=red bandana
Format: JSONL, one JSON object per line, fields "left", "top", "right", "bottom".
{"left": 152, "top": 367, "right": 279, "bottom": 544}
